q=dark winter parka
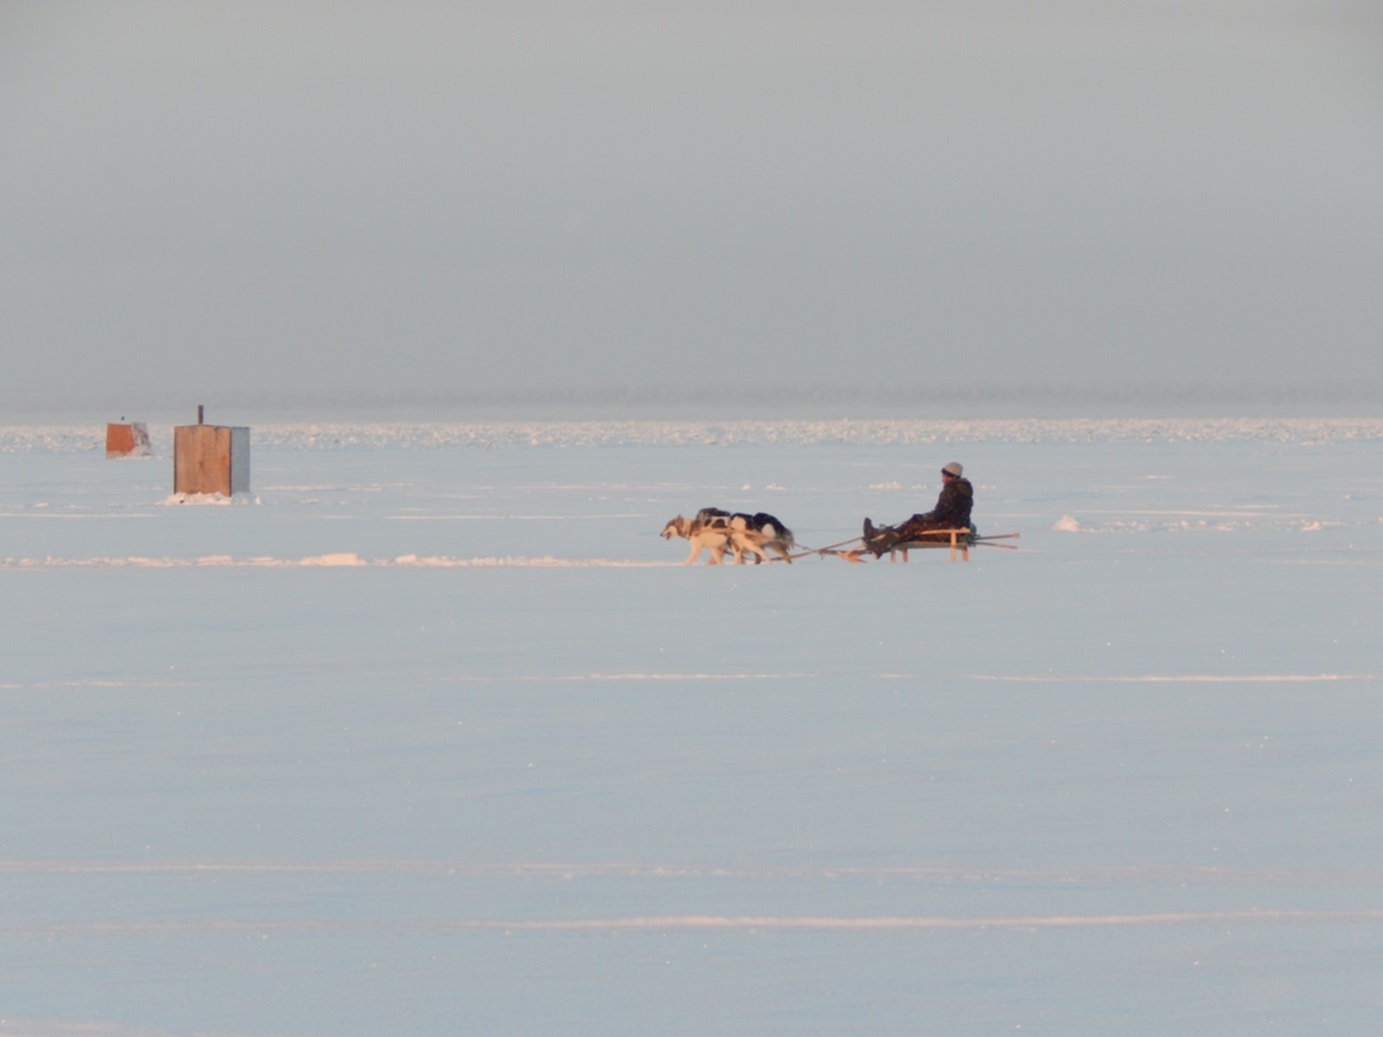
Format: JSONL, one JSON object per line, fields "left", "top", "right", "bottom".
{"left": 900, "top": 476, "right": 974, "bottom": 535}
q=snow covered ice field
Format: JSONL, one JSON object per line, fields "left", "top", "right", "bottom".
{"left": 2, "top": 419, "right": 1382, "bottom": 1037}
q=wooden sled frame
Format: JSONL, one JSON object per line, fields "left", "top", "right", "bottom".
{"left": 891, "top": 528, "right": 974, "bottom": 562}
{"left": 822, "top": 529, "right": 1020, "bottom": 564}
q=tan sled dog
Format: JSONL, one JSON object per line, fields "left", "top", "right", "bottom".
{"left": 660, "top": 512, "right": 732, "bottom": 564}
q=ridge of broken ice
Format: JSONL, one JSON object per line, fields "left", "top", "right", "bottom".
{"left": 4, "top": 417, "right": 1383, "bottom": 453}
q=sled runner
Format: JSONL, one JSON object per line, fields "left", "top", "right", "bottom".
{"left": 809, "top": 529, "right": 1020, "bottom": 563}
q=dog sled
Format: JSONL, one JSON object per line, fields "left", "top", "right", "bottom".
{"left": 805, "top": 528, "right": 1020, "bottom": 563}
{"left": 663, "top": 507, "right": 1018, "bottom": 565}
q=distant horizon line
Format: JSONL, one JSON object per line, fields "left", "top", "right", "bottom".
{"left": 4, "top": 380, "right": 1382, "bottom": 422}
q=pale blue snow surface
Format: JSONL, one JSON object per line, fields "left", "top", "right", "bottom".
{"left": 2, "top": 428, "right": 1382, "bottom": 1036}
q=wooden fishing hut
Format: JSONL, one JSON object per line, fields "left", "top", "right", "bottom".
{"left": 173, "top": 406, "right": 250, "bottom": 496}
{"left": 105, "top": 420, "right": 151, "bottom": 458}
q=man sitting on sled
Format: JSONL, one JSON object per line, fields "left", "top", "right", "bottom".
{"left": 862, "top": 462, "right": 974, "bottom": 558}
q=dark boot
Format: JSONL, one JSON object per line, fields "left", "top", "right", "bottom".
{"left": 863, "top": 519, "right": 895, "bottom": 558}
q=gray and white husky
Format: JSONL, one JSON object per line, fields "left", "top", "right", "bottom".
{"left": 661, "top": 508, "right": 795, "bottom": 565}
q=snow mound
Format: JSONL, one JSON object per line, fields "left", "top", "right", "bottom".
{"left": 160, "top": 493, "right": 258, "bottom": 506}
{"left": 1053, "top": 515, "right": 1082, "bottom": 531}
{"left": 299, "top": 553, "right": 369, "bottom": 566}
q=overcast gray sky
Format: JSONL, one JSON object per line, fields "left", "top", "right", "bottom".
{"left": 3, "top": 0, "right": 1381, "bottom": 416}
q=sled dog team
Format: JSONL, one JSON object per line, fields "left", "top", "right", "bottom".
{"left": 660, "top": 508, "right": 796, "bottom": 565}
{"left": 661, "top": 461, "right": 976, "bottom": 565}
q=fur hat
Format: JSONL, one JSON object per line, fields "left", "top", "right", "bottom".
{"left": 942, "top": 462, "right": 963, "bottom": 478}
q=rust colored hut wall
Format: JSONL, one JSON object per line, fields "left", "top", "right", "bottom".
{"left": 105, "top": 422, "right": 151, "bottom": 458}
